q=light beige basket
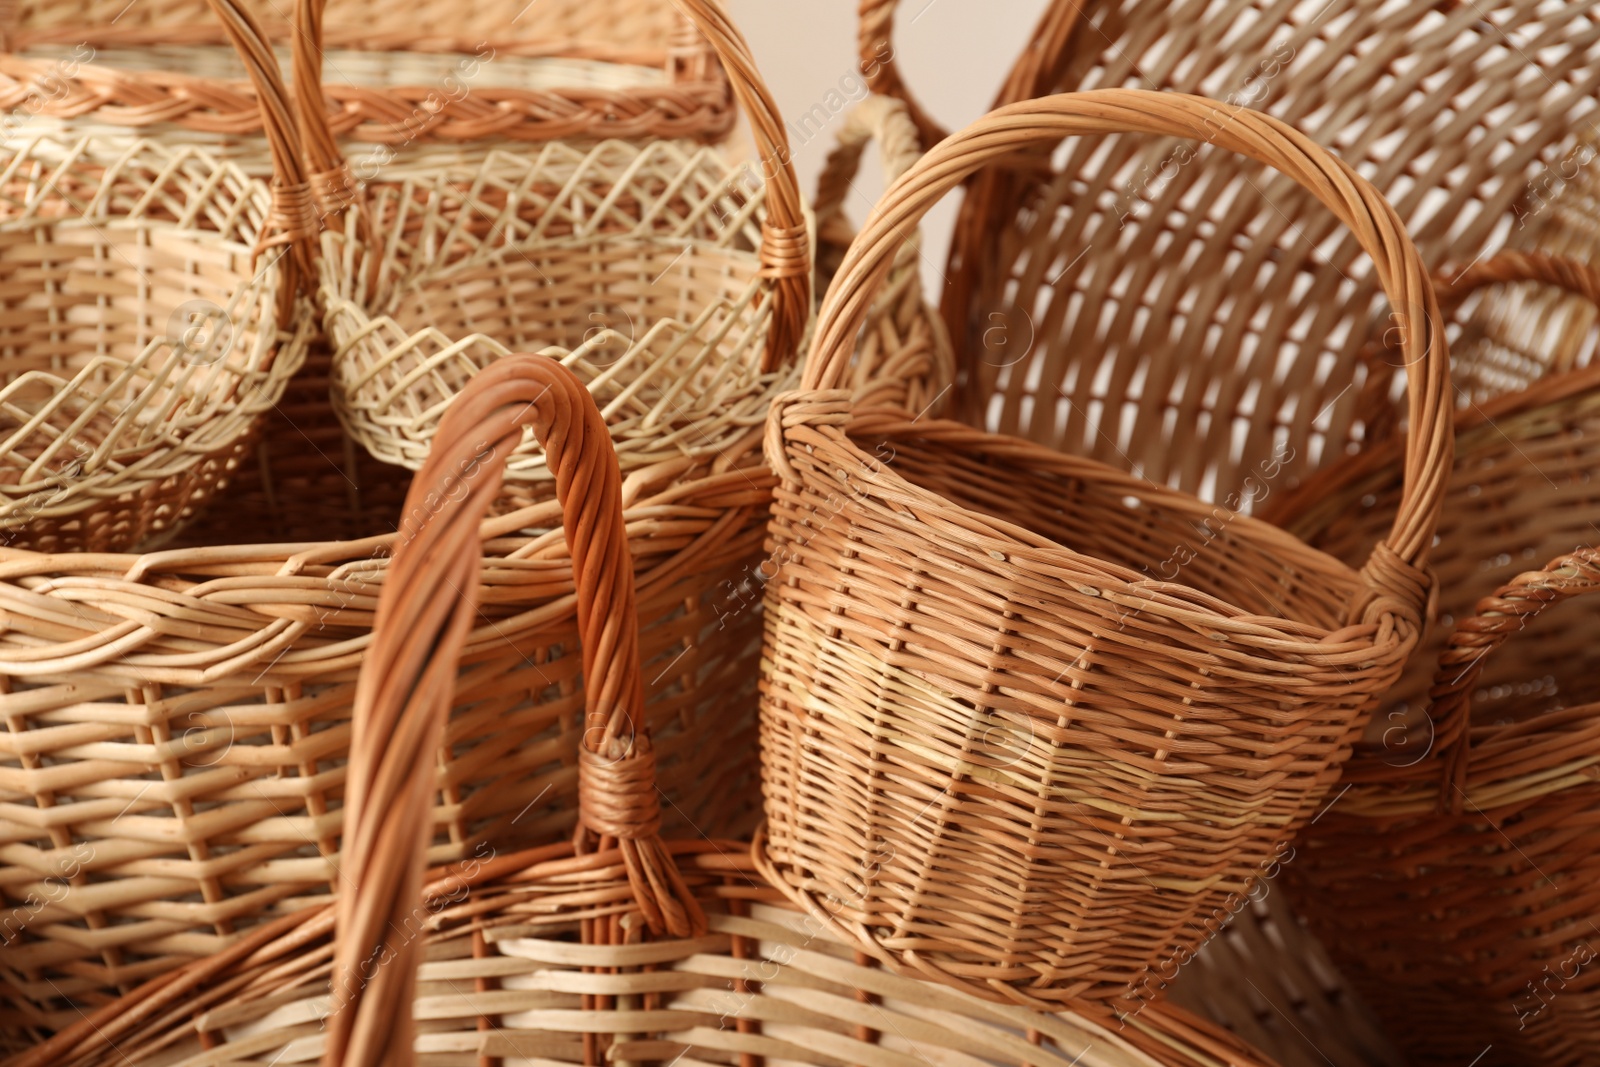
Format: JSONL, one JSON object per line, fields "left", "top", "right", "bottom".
{"left": 304, "top": 0, "right": 815, "bottom": 508}
{"left": 0, "top": 0, "right": 314, "bottom": 552}
{"left": 2, "top": 355, "right": 1287, "bottom": 1067}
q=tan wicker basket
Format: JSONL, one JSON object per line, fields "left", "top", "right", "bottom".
{"left": 754, "top": 87, "right": 1451, "bottom": 1011}
{"left": 0, "top": 0, "right": 734, "bottom": 189}
{"left": 304, "top": 0, "right": 815, "bottom": 507}
{"left": 864, "top": 0, "right": 1600, "bottom": 510}
{"left": 0, "top": 2, "right": 795, "bottom": 1028}
{"left": 1, "top": 354, "right": 1286, "bottom": 1067}
{"left": 0, "top": 0, "right": 314, "bottom": 552}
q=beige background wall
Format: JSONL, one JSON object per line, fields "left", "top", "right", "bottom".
{"left": 723, "top": 0, "right": 1051, "bottom": 294}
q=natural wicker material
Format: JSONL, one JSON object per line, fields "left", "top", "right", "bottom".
{"left": 864, "top": 0, "right": 1600, "bottom": 509}
{"left": 1284, "top": 548, "right": 1600, "bottom": 1067}
{"left": 0, "top": 0, "right": 734, "bottom": 180}
{"left": 0, "top": 0, "right": 314, "bottom": 552}
{"left": 0, "top": 355, "right": 1286, "bottom": 1067}
{"left": 0, "top": 10, "right": 781, "bottom": 1008}
{"left": 754, "top": 88, "right": 1451, "bottom": 1011}
{"left": 1165, "top": 888, "right": 1405, "bottom": 1067}
{"left": 1270, "top": 253, "right": 1600, "bottom": 780}
{"left": 811, "top": 95, "right": 953, "bottom": 417}
{"left": 300, "top": 0, "right": 813, "bottom": 500}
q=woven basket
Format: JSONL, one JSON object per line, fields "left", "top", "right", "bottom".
{"left": 753, "top": 87, "right": 1451, "bottom": 1012}
{"left": 0, "top": 0, "right": 314, "bottom": 553}
{"left": 0, "top": 354, "right": 1286, "bottom": 1067}
{"left": 0, "top": 0, "right": 733, "bottom": 190}
{"left": 1270, "top": 252, "right": 1600, "bottom": 779}
{"left": 810, "top": 95, "right": 953, "bottom": 417}
{"left": 1282, "top": 547, "right": 1600, "bottom": 1067}
{"left": 303, "top": 0, "right": 814, "bottom": 509}
{"left": 862, "top": 0, "right": 1600, "bottom": 509}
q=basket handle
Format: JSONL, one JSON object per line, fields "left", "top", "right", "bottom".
{"left": 857, "top": 0, "right": 1087, "bottom": 151}
{"left": 1354, "top": 252, "right": 1600, "bottom": 441}
{"left": 198, "top": 0, "right": 316, "bottom": 307}
{"left": 291, "top": 0, "right": 809, "bottom": 373}
{"left": 802, "top": 88, "right": 1451, "bottom": 627}
{"left": 813, "top": 95, "right": 924, "bottom": 276}
{"left": 1428, "top": 547, "right": 1600, "bottom": 811}
{"left": 321, "top": 356, "right": 702, "bottom": 1067}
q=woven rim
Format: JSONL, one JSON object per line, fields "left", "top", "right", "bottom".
{"left": 802, "top": 88, "right": 1451, "bottom": 613}
{"left": 0, "top": 0, "right": 735, "bottom": 149}
{"left": 293, "top": 0, "right": 809, "bottom": 374}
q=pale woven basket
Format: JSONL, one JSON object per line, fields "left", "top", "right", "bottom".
{"left": 0, "top": 0, "right": 314, "bottom": 552}
{"left": 756, "top": 87, "right": 1451, "bottom": 1012}
{"left": 3, "top": 355, "right": 1286, "bottom": 1067}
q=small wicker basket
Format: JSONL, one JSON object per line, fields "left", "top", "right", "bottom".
{"left": 756, "top": 88, "right": 1451, "bottom": 1010}
{"left": 0, "top": 0, "right": 314, "bottom": 552}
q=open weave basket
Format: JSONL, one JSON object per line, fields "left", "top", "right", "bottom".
{"left": 1, "top": 355, "right": 1286, "bottom": 1067}
{"left": 755, "top": 87, "right": 1450, "bottom": 1012}
{"left": 0, "top": 0, "right": 734, "bottom": 191}
{"left": 0, "top": 0, "right": 314, "bottom": 552}
{"left": 862, "top": 0, "right": 1600, "bottom": 509}
{"left": 298, "top": 0, "right": 815, "bottom": 507}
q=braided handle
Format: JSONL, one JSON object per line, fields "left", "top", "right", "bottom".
{"left": 858, "top": 0, "right": 1088, "bottom": 151}
{"left": 812, "top": 95, "right": 924, "bottom": 290}
{"left": 323, "top": 356, "right": 701, "bottom": 1067}
{"left": 1428, "top": 547, "right": 1600, "bottom": 811}
{"left": 802, "top": 88, "right": 1451, "bottom": 626}
{"left": 200, "top": 0, "right": 316, "bottom": 307}
{"left": 292, "top": 0, "right": 808, "bottom": 373}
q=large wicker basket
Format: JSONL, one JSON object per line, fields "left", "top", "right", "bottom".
{"left": 754, "top": 88, "right": 1451, "bottom": 1012}
{"left": 1, "top": 355, "right": 1286, "bottom": 1067}
{"left": 0, "top": 0, "right": 314, "bottom": 552}
{"left": 862, "top": 0, "right": 1600, "bottom": 510}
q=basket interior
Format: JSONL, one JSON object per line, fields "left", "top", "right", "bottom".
{"left": 855, "top": 425, "right": 1357, "bottom": 633}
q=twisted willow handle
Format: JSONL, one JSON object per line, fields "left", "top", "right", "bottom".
{"left": 324, "top": 356, "right": 701, "bottom": 1067}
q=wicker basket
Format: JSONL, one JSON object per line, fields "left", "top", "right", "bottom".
{"left": 304, "top": 0, "right": 815, "bottom": 510}
{"left": 862, "top": 0, "right": 1600, "bottom": 510}
{"left": 0, "top": 0, "right": 314, "bottom": 553}
{"left": 1283, "top": 548, "right": 1600, "bottom": 1067}
{"left": 753, "top": 87, "right": 1451, "bottom": 1012}
{"left": 1, "top": 355, "right": 1286, "bottom": 1067}
{"left": 0, "top": 0, "right": 734, "bottom": 191}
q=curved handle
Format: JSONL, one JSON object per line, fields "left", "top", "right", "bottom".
{"left": 1356, "top": 251, "right": 1600, "bottom": 441}
{"left": 292, "top": 0, "right": 809, "bottom": 373}
{"left": 1427, "top": 547, "right": 1600, "bottom": 811}
{"left": 858, "top": 0, "right": 1088, "bottom": 151}
{"left": 804, "top": 88, "right": 1451, "bottom": 624}
{"left": 199, "top": 0, "right": 316, "bottom": 307}
{"left": 322, "top": 356, "right": 702, "bottom": 1067}
{"left": 812, "top": 95, "right": 923, "bottom": 290}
